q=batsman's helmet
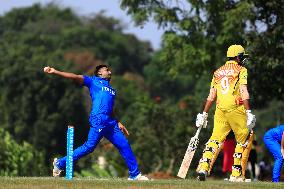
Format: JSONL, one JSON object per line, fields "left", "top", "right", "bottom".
{"left": 227, "top": 45, "right": 248, "bottom": 58}
{"left": 227, "top": 45, "right": 249, "bottom": 65}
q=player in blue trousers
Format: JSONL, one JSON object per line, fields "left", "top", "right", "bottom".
{"left": 43, "top": 65, "right": 148, "bottom": 180}
{"left": 263, "top": 125, "right": 284, "bottom": 182}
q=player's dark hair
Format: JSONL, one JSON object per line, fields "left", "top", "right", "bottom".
{"left": 94, "top": 64, "right": 108, "bottom": 76}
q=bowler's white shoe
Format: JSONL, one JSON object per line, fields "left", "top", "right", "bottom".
{"left": 53, "top": 158, "right": 62, "bottom": 177}
{"left": 128, "top": 173, "right": 149, "bottom": 181}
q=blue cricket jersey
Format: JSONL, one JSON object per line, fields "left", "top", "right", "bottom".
{"left": 267, "top": 125, "right": 284, "bottom": 143}
{"left": 83, "top": 75, "right": 116, "bottom": 116}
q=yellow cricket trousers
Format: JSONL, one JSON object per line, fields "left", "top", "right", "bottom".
{"left": 198, "top": 105, "right": 249, "bottom": 177}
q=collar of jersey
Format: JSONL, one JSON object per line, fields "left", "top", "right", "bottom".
{"left": 225, "top": 60, "right": 238, "bottom": 65}
{"left": 96, "top": 76, "right": 110, "bottom": 85}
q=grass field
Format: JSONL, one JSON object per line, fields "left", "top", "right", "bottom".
{"left": 0, "top": 177, "right": 283, "bottom": 189}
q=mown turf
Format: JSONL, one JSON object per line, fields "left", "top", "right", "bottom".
{"left": 0, "top": 177, "right": 283, "bottom": 189}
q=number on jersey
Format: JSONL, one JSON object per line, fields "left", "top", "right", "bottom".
{"left": 221, "top": 77, "right": 230, "bottom": 94}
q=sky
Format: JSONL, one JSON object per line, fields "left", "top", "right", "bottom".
{"left": 0, "top": 0, "right": 164, "bottom": 49}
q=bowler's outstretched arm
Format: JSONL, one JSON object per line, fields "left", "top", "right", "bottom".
{"left": 43, "top": 66, "right": 84, "bottom": 85}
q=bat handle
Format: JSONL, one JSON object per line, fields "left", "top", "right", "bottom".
{"left": 195, "top": 126, "right": 202, "bottom": 138}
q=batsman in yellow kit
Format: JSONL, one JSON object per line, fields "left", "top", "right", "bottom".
{"left": 195, "top": 45, "right": 256, "bottom": 182}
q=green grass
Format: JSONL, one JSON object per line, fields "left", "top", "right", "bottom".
{"left": 0, "top": 177, "right": 283, "bottom": 189}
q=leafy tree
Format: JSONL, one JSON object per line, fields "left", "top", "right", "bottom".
{"left": 120, "top": 0, "right": 284, "bottom": 175}
{"left": 1, "top": 1, "right": 283, "bottom": 177}
{"left": 0, "top": 128, "right": 46, "bottom": 176}
{"left": 121, "top": 0, "right": 284, "bottom": 107}
{"left": 0, "top": 3, "right": 153, "bottom": 176}
{"left": 119, "top": 94, "right": 208, "bottom": 174}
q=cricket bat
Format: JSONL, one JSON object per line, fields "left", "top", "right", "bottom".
{"left": 177, "top": 126, "right": 202, "bottom": 178}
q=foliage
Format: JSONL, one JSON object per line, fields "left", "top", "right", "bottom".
{"left": 0, "top": 1, "right": 283, "bottom": 177}
{"left": 121, "top": 0, "right": 284, "bottom": 107}
{"left": 75, "top": 164, "right": 112, "bottom": 178}
{"left": 0, "top": 4, "right": 151, "bottom": 176}
{"left": 0, "top": 128, "right": 46, "bottom": 176}
{"left": 120, "top": 95, "right": 208, "bottom": 173}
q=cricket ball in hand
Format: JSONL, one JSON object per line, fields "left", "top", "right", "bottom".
{"left": 44, "top": 67, "right": 49, "bottom": 72}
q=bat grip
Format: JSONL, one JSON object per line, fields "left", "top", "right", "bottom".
{"left": 195, "top": 126, "right": 202, "bottom": 138}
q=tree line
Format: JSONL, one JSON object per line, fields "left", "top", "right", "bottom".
{"left": 0, "top": 2, "right": 283, "bottom": 177}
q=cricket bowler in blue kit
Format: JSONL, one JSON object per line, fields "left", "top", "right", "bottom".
{"left": 43, "top": 65, "right": 149, "bottom": 180}
{"left": 263, "top": 125, "right": 284, "bottom": 182}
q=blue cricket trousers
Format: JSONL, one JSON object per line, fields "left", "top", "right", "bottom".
{"left": 56, "top": 115, "right": 140, "bottom": 178}
{"left": 263, "top": 130, "right": 283, "bottom": 182}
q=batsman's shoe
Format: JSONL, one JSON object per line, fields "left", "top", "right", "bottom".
{"left": 231, "top": 165, "right": 242, "bottom": 177}
{"left": 229, "top": 175, "right": 245, "bottom": 182}
{"left": 128, "top": 173, "right": 149, "bottom": 181}
{"left": 53, "top": 158, "right": 62, "bottom": 177}
{"left": 197, "top": 170, "right": 207, "bottom": 181}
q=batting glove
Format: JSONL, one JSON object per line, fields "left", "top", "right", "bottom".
{"left": 246, "top": 110, "right": 256, "bottom": 130}
{"left": 196, "top": 112, "right": 208, "bottom": 128}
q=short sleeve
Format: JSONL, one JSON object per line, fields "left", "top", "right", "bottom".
{"left": 210, "top": 75, "right": 216, "bottom": 88}
{"left": 239, "top": 68, "right": 248, "bottom": 85}
{"left": 83, "top": 75, "right": 92, "bottom": 87}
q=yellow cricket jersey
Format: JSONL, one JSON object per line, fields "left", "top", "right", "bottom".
{"left": 211, "top": 60, "right": 248, "bottom": 111}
